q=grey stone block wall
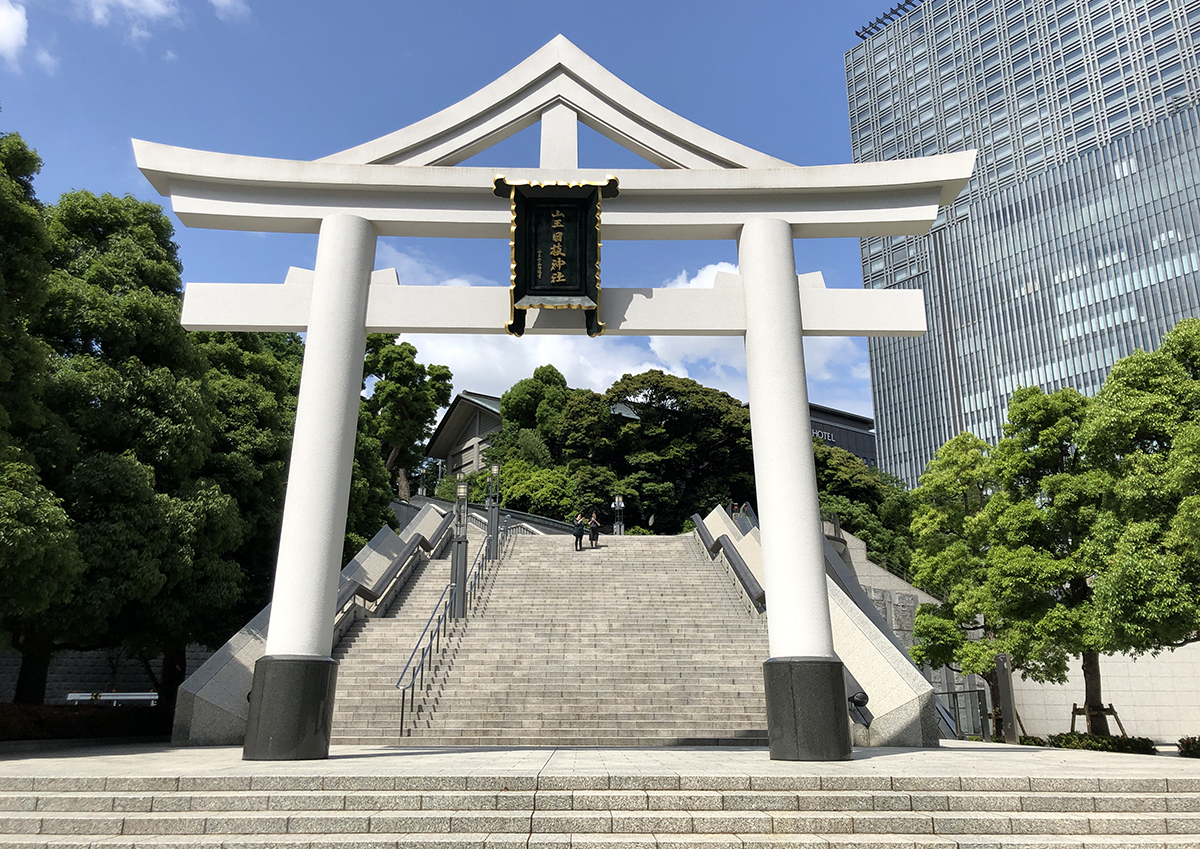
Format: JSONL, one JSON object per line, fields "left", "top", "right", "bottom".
{"left": 0, "top": 646, "right": 213, "bottom": 705}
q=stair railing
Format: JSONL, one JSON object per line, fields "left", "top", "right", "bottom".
{"left": 394, "top": 515, "right": 513, "bottom": 732}
{"left": 395, "top": 581, "right": 456, "bottom": 731}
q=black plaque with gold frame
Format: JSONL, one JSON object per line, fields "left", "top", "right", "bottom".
{"left": 493, "top": 177, "right": 619, "bottom": 337}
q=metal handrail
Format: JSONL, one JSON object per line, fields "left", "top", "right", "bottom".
{"left": 393, "top": 514, "right": 514, "bottom": 732}
{"left": 395, "top": 581, "right": 457, "bottom": 731}
{"left": 333, "top": 533, "right": 426, "bottom": 646}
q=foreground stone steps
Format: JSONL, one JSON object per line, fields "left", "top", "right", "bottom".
{"left": 4, "top": 776, "right": 1200, "bottom": 848}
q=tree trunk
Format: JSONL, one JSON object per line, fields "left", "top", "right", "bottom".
{"left": 13, "top": 631, "right": 53, "bottom": 705}
{"left": 395, "top": 467, "right": 410, "bottom": 502}
{"left": 157, "top": 645, "right": 188, "bottom": 723}
{"left": 1081, "top": 650, "right": 1110, "bottom": 736}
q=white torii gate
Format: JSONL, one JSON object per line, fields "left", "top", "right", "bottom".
{"left": 135, "top": 35, "right": 973, "bottom": 761}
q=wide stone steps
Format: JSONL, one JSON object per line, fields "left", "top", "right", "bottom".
{"left": 328, "top": 533, "right": 769, "bottom": 746}
{"left": 4, "top": 776, "right": 1200, "bottom": 848}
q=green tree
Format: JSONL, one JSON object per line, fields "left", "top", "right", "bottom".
{"left": 912, "top": 389, "right": 1113, "bottom": 730}
{"left": 344, "top": 404, "right": 397, "bottom": 562}
{"left": 0, "top": 134, "right": 54, "bottom": 445}
{"left": 10, "top": 191, "right": 245, "bottom": 708}
{"left": 910, "top": 361, "right": 1200, "bottom": 736}
{"left": 1081, "top": 319, "right": 1200, "bottom": 663}
{"left": 499, "top": 459, "right": 576, "bottom": 520}
{"left": 0, "top": 136, "right": 85, "bottom": 701}
{"left": 362, "top": 335, "right": 452, "bottom": 499}
{"left": 186, "top": 331, "right": 303, "bottom": 634}
{"left": 500, "top": 364, "right": 569, "bottom": 455}
{"left": 598, "top": 370, "right": 754, "bottom": 533}
{"left": 813, "top": 440, "right": 914, "bottom": 578}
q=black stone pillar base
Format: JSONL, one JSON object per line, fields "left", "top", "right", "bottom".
{"left": 763, "top": 656, "right": 853, "bottom": 761}
{"left": 243, "top": 656, "right": 338, "bottom": 760}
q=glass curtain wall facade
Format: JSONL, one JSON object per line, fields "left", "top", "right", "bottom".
{"left": 847, "top": 0, "right": 1200, "bottom": 486}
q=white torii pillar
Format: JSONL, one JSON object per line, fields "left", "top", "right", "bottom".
{"left": 241, "top": 214, "right": 376, "bottom": 760}
{"left": 740, "top": 218, "right": 847, "bottom": 759}
{"left": 133, "top": 35, "right": 972, "bottom": 762}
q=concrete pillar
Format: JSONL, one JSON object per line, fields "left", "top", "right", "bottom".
{"left": 243, "top": 213, "right": 377, "bottom": 760}
{"left": 739, "top": 217, "right": 851, "bottom": 761}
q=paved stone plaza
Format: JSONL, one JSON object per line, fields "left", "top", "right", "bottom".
{"left": 3, "top": 741, "right": 1200, "bottom": 846}
{"left": 3, "top": 740, "right": 1199, "bottom": 784}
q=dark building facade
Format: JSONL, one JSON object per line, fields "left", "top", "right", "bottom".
{"left": 810, "top": 403, "right": 878, "bottom": 467}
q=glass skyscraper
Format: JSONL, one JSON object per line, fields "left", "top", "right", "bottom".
{"left": 846, "top": 0, "right": 1200, "bottom": 486}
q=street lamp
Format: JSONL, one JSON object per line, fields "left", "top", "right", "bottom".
{"left": 486, "top": 463, "right": 500, "bottom": 560}
{"left": 451, "top": 472, "right": 468, "bottom": 618}
{"left": 611, "top": 494, "right": 625, "bottom": 536}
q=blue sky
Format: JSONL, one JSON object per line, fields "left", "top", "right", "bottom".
{"left": 1, "top": 0, "right": 894, "bottom": 417}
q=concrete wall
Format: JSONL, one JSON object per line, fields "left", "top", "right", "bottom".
{"left": 172, "top": 506, "right": 446, "bottom": 747}
{"left": 1011, "top": 645, "right": 1200, "bottom": 744}
{"left": 828, "top": 523, "right": 939, "bottom": 653}
{"left": 0, "top": 646, "right": 213, "bottom": 706}
{"left": 701, "top": 507, "right": 938, "bottom": 747}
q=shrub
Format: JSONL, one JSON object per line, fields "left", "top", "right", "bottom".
{"left": 624, "top": 526, "right": 654, "bottom": 535}
{"left": 964, "top": 734, "right": 1045, "bottom": 745}
{"left": 1046, "top": 732, "right": 1157, "bottom": 755}
{"left": 1179, "top": 737, "right": 1200, "bottom": 758}
{"left": 0, "top": 704, "right": 171, "bottom": 741}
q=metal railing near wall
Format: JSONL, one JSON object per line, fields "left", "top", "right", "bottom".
{"left": 691, "top": 513, "right": 766, "bottom": 614}
{"left": 394, "top": 516, "right": 518, "bottom": 732}
{"left": 936, "top": 688, "right": 988, "bottom": 739}
{"left": 331, "top": 512, "right": 455, "bottom": 648}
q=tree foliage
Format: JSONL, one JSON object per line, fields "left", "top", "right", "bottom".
{"left": 911, "top": 320, "right": 1200, "bottom": 734}
{"left": 0, "top": 135, "right": 85, "bottom": 698}
{"left": 0, "top": 135, "right": 427, "bottom": 704}
{"left": 813, "top": 440, "right": 913, "bottom": 577}
{"left": 485, "top": 367, "right": 755, "bottom": 532}
{"left": 1080, "top": 318, "right": 1200, "bottom": 655}
{"left": 9, "top": 191, "right": 243, "bottom": 705}
{"left": 362, "top": 335, "right": 452, "bottom": 498}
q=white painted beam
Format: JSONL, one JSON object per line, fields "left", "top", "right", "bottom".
{"left": 181, "top": 270, "right": 925, "bottom": 337}
{"left": 318, "top": 35, "right": 792, "bottom": 170}
{"left": 135, "top": 140, "right": 969, "bottom": 239}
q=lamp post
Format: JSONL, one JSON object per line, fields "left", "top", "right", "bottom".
{"left": 611, "top": 494, "right": 624, "bottom": 536}
{"left": 486, "top": 463, "right": 500, "bottom": 561}
{"left": 451, "top": 473, "right": 468, "bottom": 619}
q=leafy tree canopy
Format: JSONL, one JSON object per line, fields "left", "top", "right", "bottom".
{"left": 362, "top": 335, "right": 452, "bottom": 499}
{"left": 911, "top": 320, "right": 1200, "bottom": 734}
{"left": 0, "top": 134, "right": 83, "bottom": 690}
{"left": 484, "top": 367, "right": 754, "bottom": 532}
{"left": 813, "top": 439, "right": 914, "bottom": 577}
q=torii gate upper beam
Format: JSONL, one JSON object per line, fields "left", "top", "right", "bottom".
{"left": 133, "top": 140, "right": 974, "bottom": 240}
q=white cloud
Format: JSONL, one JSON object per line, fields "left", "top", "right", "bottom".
{"left": 398, "top": 333, "right": 672, "bottom": 408}
{"left": 209, "top": 0, "right": 248, "bottom": 20}
{"left": 0, "top": 0, "right": 27, "bottom": 67}
{"left": 73, "top": 0, "right": 178, "bottom": 39}
{"left": 162, "top": 48, "right": 176, "bottom": 61}
{"left": 376, "top": 242, "right": 501, "bottom": 288}
{"left": 33, "top": 45, "right": 56, "bottom": 73}
{"left": 373, "top": 252, "right": 873, "bottom": 417}
{"left": 662, "top": 261, "right": 738, "bottom": 289}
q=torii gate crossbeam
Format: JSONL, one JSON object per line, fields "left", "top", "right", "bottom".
{"left": 136, "top": 35, "right": 973, "bottom": 762}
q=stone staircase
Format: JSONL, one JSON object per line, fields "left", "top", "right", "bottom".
{"left": 3, "top": 771, "right": 1199, "bottom": 847}
{"left": 330, "top": 524, "right": 488, "bottom": 742}
{"left": 331, "top": 534, "right": 771, "bottom": 746}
